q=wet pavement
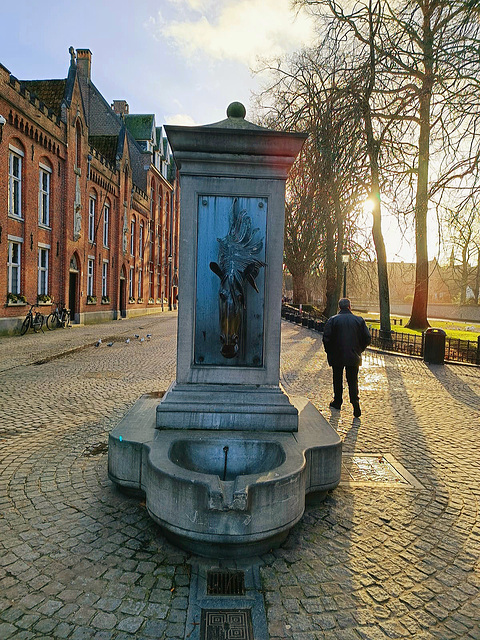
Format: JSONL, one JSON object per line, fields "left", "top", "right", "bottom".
{"left": 0, "top": 314, "right": 479, "bottom": 639}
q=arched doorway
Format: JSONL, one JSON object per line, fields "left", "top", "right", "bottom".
{"left": 119, "top": 266, "right": 127, "bottom": 318}
{"left": 69, "top": 254, "right": 80, "bottom": 323}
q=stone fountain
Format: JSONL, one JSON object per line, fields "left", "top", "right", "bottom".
{"left": 108, "top": 103, "right": 342, "bottom": 557}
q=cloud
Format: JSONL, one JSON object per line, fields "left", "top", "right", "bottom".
{"left": 146, "top": 0, "right": 314, "bottom": 67}
{"left": 164, "top": 113, "right": 199, "bottom": 126}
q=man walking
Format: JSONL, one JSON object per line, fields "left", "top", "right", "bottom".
{"left": 322, "top": 298, "right": 371, "bottom": 417}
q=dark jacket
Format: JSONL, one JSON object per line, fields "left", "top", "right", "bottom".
{"left": 323, "top": 308, "right": 371, "bottom": 367}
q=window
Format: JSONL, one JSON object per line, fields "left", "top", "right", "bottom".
{"left": 103, "top": 203, "right": 110, "bottom": 247}
{"left": 8, "top": 147, "right": 23, "bottom": 217}
{"left": 138, "top": 269, "right": 143, "bottom": 299}
{"left": 139, "top": 222, "right": 144, "bottom": 259}
{"left": 102, "top": 261, "right": 108, "bottom": 297}
{"left": 149, "top": 265, "right": 154, "bottom": 299}
{"left": 75, "top": 120, "right": 82, "bottom": 169}
{"left": 157, "top": 271, "right": 162, "bottom": 300}
{"left": 129, "top": 267, "right": 134, "bottom": 298}
{"left": 38, "top": 247, "right": 49, "bottom": 295}
{"left": 87, "top": 258, "right": 94, "bottom": 296}
{"left": 88, "top": 194, "right": 96, "bottom": 243}
{"left": 130, "top": 218, "right": 135, "bottom": 256}
{"left": 8, "top": 239, "right": 22, "bottom": 294}
{"left": 39, "top": 164, "right": 51, "bottom": 227}
{"left": 149, "top": 222, "right": 154, "bottom": 262}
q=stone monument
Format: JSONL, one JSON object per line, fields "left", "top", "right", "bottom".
{"left": 108, "top": 103, "right": 342, "bottom": 557}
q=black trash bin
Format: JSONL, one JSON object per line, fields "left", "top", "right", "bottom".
{"left": 423, "top": 328, "right": 446, "bottom": 364}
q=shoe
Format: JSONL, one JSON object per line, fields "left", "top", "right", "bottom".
{"left": 329, "top": 401, "right": 341, "bottom": 410}
{"left": 353, "top": 404, "right": 361, "bottom": 418}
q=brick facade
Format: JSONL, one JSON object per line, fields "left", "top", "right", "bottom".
{"left": 0, "top": 49, "right": 179, "bottom": 334}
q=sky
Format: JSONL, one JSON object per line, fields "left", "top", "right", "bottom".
{"left": 1, "top": 0, "right": 434, "bottom": 263}
{"left": 1, "top": 0, "right": 315, "bottom": 126}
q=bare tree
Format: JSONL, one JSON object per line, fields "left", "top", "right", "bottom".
{"left": 255, "top": 42, "right": 377, "bottom": 316}
{"left": 295, "top": 0, "right": 480, "bottom": 330}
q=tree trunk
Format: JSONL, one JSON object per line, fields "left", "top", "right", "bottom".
{"left": 475, "top": 247, "right": 480, "bottom": 304}
{"left": 323, "top": 216, "right": 338, "bottom": 317}
{"left": 364, "top": 101, "right": 391, "bottom": 336}
{"left": 460, "top": 245, "right": 468, "bottom": 304}
{"left": 292, "top": 270, "right": 307, "bottom": 305}
{"left": 407, "top": 9, "right": 433, "bottom": 331}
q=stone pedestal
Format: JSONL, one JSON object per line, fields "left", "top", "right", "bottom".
{"left": 159, "top": 104, "right": 307, "bottom": 432}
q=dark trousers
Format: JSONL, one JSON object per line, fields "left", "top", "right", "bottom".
{"left": 332, "top": 365, "right": 359, "bottom": 406}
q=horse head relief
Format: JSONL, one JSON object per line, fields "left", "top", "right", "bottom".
{"left": 209, "top": 205, "right": 266, "bottom": 359}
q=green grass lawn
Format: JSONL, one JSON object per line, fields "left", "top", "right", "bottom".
{"left": 361, "top": 313, "right": 480, "bottom": 341}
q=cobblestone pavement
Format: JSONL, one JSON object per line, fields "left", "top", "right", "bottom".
{"left": 0, "top": 317, "right": 479, "bottom": 639}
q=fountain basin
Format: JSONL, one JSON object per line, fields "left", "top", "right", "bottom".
{"left": 169, "top": 438, "right": 286, "bottom": 480}
{"left": 109, "top": 394, "right": 342, "bottom": 557}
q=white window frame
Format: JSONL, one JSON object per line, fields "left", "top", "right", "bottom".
{"left": 8, "top": 146, "right": 24, "bottom": 218}
{"left": 88, "top": 194, "right": 96, "bottom": 243}
{"left": 37, "top": 244, "right": 50, "bottom": 295}
{"left": 38, "top": 163, "right": 52, "bottom": 227}
{"left": 129, "top": 267, "right": 134, "bottom": 298}
{"left": 7, "top": 236, "right": 23, "bottom": 294}
{"left": 138, "top": 269, "right": 143, "bottom": 299}
{"left": 87, "top": 258, "right": 95, "bottom": 296}
{"left": 103, "top": 203, "right": 110, "bottom": 247}
{"left": 139, "top": 222, "right": 144, "bottom": 260}
{"left": 130, "top": 219, "right": 135, "bottom": 256}
{"left": 102, "top": 261, "right": 108, "bottom": 297}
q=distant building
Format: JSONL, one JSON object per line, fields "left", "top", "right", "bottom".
{"left": 0, "top": 47, "right": 179, "bottom": 334}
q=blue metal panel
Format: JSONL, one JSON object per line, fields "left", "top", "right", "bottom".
{"left": 195, "top": 195, "right": 266, "bottom": 367}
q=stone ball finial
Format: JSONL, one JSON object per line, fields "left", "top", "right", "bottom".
{"left": 227, "top": 102, "right": 246, "bottom": 119}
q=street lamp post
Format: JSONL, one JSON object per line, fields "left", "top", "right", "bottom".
{"left": 341, "top": 251, "right": 350, "bottom": 298}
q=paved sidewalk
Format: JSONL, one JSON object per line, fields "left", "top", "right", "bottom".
{"left": 0, "top": 317, "right": 479, "bottom": 639}
{"left": 0, "top": 311, "right": 178, "bottom": 373}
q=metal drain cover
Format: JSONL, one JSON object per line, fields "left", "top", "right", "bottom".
{"left": 341, "top": 454, "right": 424, "bottom": 488}
{"left": 207, "top": 571, "right": 245, "bottom": 596}
{"left": 201, "top": 609, "right": 253, "bottom": 640}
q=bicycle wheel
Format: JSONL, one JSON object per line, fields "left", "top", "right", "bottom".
{"left": 46, "top": 312, "right": 58, "bottom": 330}
{"left": 33, "top": 313, "right": 44, "bottom": 333}
{"left": 20, "top": 316, "right": 31, "bottom": 335}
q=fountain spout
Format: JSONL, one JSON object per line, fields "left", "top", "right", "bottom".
{"left": 222, "top": 446, "right": 229, "bottom": 481}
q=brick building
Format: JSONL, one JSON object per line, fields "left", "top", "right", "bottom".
{"left": 0, "top": 47, "right": 179, "bottom": 334}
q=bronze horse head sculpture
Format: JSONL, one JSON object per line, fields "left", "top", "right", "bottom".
{"left": 210, "top": 205, "right": 265, "bottom": 359}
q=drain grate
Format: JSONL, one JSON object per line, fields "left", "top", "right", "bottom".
{"left": 341, "top": 454, "right": 424, "bottom": 488}
{"left": 201, "top": 609, "right": 253, "bottom": 640}
{"left": 207, "top": 571, "right": 245, "bottom": 596}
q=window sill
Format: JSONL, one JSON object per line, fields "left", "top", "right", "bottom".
{"left": 8, "top": 214, "right": 24, "bottom": 222}
{"left": 38, "top": 224, "right": 51, "bottom": 231}
{"left": 101, "top": 300, "right": 110, "bottom": 305}
{"left": 6, "top": 301, "right": 27, "bottom": 307}
{"left": 86, "top": 299, "right": 97, "bottom": 305}
{"left": 137, "top": 298, "right": 144, "bottom": 303}
{"left": 37, "top": 301, "right": 52, "bottom": 306}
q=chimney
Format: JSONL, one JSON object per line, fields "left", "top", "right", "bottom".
{"left": 112, "top": 100, "right": 130, "bottom": 116}
{"left": 76, "top": 49, "right": 92, "bottom": 79}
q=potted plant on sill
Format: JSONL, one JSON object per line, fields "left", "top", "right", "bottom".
{"left": 101, "top": 295, "right": 110, "bottom": 304}
{"left": 128, "top": 296, "right": 135, "bottom": 304}
{"left": 148, "top": 297, "right": 155, "bottom": 304}
{"left": 7, "top": 292, "right": 27, "bottom": 305}
{"left": 37, "top": 294, "right": 52, "bottom": 305}
{"left": 137, "top": 298, "right": 144, "bottom": 303}
{"left": 86, "top": 295, "right": 97, "bottom": 304}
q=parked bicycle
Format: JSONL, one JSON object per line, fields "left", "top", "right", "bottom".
{"left": 46, "top": 302, "right": 71, "bottom": 330}
{"left": 20, "top": 303, "right": 45, "bottom": 335}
